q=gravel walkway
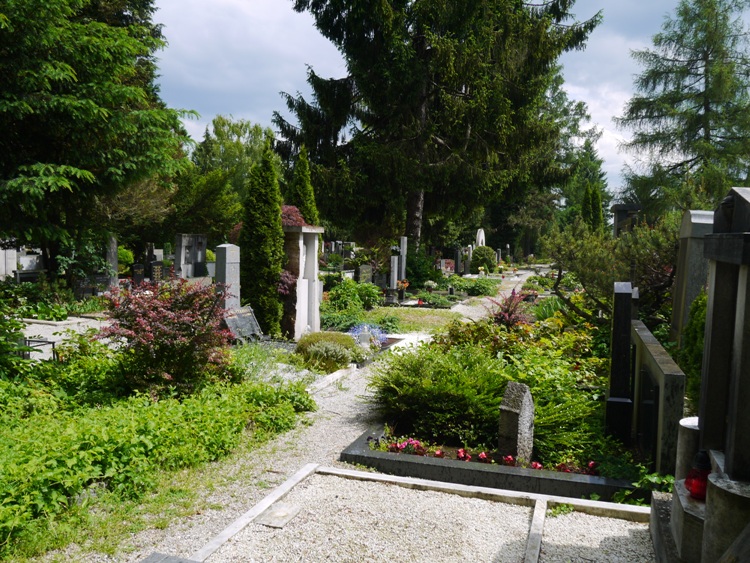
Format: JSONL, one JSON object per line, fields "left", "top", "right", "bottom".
{"left": 28, "top": 270, "right": 655, "bottom": 562}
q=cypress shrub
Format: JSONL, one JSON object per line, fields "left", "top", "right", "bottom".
{"left": 239, "top": 141, "right": 284, "bottom": 335}
{"left": 286, "top": 145, "right": 320, "bottom": 226}
{"left": 469, "top": 245, "right": 497, "bottom": 274}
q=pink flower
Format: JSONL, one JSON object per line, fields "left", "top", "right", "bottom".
{"left": 457, "top": 448, "right": 471, "bottom": 462}
{"left": 503, "top": 455, "right": 515, "bottom": 466}
{"left": 434, "top": 449, "right": 445, "bottom": 458}
{"left": 478, "top": 452, "right": 490, "bottom": 463}
{"left": 530, "top": 461, "right": 543, "bottom": 470}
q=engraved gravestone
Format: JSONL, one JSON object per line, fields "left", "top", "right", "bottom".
{"left": 498, "top": 381, "right": 535, "bottom": 462}
{"left": 132, "top": 263, "right": 145, "bottom": 286}
{"left": 151, "top": 261, "right": 163, "bottom": 283}
{"left": 223, "top": 306, "right": 262, "bottom": 343}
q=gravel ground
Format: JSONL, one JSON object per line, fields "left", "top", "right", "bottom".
{"left": 540, "top": 511, "right": 654, "bottom": 562}
{"left": 211, "top": 474, "right": 532, "bottom": 563}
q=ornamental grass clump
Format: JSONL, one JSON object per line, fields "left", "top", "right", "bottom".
{"left": 99, "top": 279, "right": 232, "bottom": 395}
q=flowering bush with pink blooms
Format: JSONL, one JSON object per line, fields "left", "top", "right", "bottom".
{"left": 99, "top": 279, "right": 233, "bottom": 394}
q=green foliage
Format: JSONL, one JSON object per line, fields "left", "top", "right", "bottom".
{"left": 320, "top": 278, "right": 373, "bottom": 330}
{"left": 541, "top": 215, "right": 678, "bottom": 326}
{"left": 616, "top": 0, "right": 750, "bottom": 210}
{"left": 405, "top": 247, "right": 441, "bottom": 288}
{"left": 295, "top": 331, "right": 363, "bottom": 372}
{"left": 239, "top": 141, "right": 285, "bottom": 335}
{"left": 677, "top": 289, "right": 707, "bottom": 411}
{"left": 0, "top": 372, "right": 315, "bottom": 558}
{"left": 368, "top": 344, "right": 509, "bottom": 446}
{"left": 469, "top": 246, "right": 497, "bottom": 274}
{"left": 379, "top": 319, "right": 616, "bottom": 470}
{"left": 465, "top": 277, "right": 499, "bottom": 296}
{"left": 279, "top": 0, "right": 600, "bottom": 246}
{"left": 286, "top": 145, "right": 320, "bottom": 226}
{"left": 0, "top": 300, "right": 32, "bottom": 380}
{"left": 612, "top": 471, "right": 675, "bottom": 505}
{"left": 0, "top": 0, "right": 190, "bottom": 257}
{"left": 169, "top": 168, "right": 243, "bottom": 248}
{"left": 532, "top": 296, "right": 566, "bottom": 321}
{"left": 356, "top": 282, "right": 383, "bottom": 310}
{"left": 117, "top": 246, "right": 134, "bottom": 275}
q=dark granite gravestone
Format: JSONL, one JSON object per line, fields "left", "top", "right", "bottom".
{"left": 223, "top": 306, "right": 262, "bottom": 343}
{"left": 132, "top": 263, "right": 145, "bottom": 286}
{"left": 151, "top": 261, "right": 163, "bottom": 283}
{"left": 356, "top": 264, "right": 373, "bottom": 284}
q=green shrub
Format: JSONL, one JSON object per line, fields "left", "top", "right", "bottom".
{"left": 678, "top": 290, "right": 707, "bottom": 411}
{"left": 533, "top": 296, "right": 566, "bottom": 321}
{"left": 295, "top": 331, "right": 364, "bottom": 372}
{"left": 304, "top": 341, "right": 355, "bottom": 373}
{"left": 369, "top": 343, "right": 508, "bottom": 446}
{"left": 469, "top": 246, "right": 497, "bottom": 274}
{"left": 0, "top": 300, "right": 33, "bottom": 380}
{"left": 465, "top": 277, "right": 498, "bottom": 296}
{"left": 356, "top": 282, "right": 383, "bottom": 310}
{"left": 406, "top": 247, "right": 441, "bottom": 288}
{"left": 117, "top": 246, "right": 134, "bottom": 275}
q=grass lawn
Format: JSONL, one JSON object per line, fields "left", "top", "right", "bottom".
{"left": 362, "top": 305, "right": 463, "bottom": 333}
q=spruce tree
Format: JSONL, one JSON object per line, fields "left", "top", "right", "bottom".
{"left": 287, "top": 146, "right": 320, "bottom": 226}
{"left": 239, "top": 141, "right": 284, "bottom": 335}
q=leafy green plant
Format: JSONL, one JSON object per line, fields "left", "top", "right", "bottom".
{"left": 295, "top": 331, "right": 363, "bottom": 372}
{"left": 547, "top": 503, "right": 574, "bottom": 517}
{"left": 368, "top": 343, "right": 509, "bottom": 445}
{"left": 117, "top": 246, "right": 134, "bottom": 275}
{"left": 532, "top": 296, "right": 565, "bottom": 321}
{"left": 356, "top": 282, "right": 383, "bottom": 310}
{"left": 0, "top": 375, "right": 315, "bottom": 558}
{"left": 304, "top": 340, "right": 356, "bottom": 373}
{"left": 677, "top": 289, "right": 706, "bottom": 412}
{"left": 465, "top": 277, "right": 499, "bottom": 296}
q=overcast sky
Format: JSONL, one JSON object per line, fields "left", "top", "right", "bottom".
{"left": 154, "top": 0, "right": 683, "bottom": 195}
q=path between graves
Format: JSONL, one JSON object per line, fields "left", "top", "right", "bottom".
{"left": 33, "top": 271, "right": 648, "bottom": 562}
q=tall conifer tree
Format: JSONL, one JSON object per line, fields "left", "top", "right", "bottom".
{"left": 617, "top": 0, "right": 750, "bottom": 210}
{"left": 239, "top": 142, "right": 284, "bottom": 335}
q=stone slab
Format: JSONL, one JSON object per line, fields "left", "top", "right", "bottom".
{"left": 254, "top": 502, "right": 301, "bottom": 528}
{"left": 140, "top": 553, "right": 200, "bottom": 563}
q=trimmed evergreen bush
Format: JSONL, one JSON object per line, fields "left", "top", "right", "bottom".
{"left": 239, "top": 140, "right": 285, "bottom": 335}
{"left": 286, "top": 145, "right": 320, "bottom": 226}
{"left": 469, "top": 245, "right": 497, "bottom": 274}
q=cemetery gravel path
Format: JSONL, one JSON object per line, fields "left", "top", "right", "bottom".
{"left": 32, "top": 269, "right": 653, "bottom": 562}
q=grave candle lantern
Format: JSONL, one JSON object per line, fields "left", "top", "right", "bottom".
{"left": 684, "top": 449, "right": 711, "bottom": 501}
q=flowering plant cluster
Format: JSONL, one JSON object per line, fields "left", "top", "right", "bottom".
{"left": 396, "top": 279, "right": 410, "bottom": 291}
{"left": 348, "top": 323, "right": 388, "bottom": 350}
{"left": 554, "top": 460, "right": 599, "bottom": 476}
{"left": 424, "top": 280, "right": 438, "bottom": 290}
{"left": 386, "top": 437, "right": 427, "bottom": 456}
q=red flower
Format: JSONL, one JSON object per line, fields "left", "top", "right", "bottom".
{"left": 530, "top": 461, "right": 543, "bottom": 470}
{"left": 434, "top": 449, "right": 445, "bottom": 458}
{"left": 503, "top": 455, "right": 515, "bottom": 466}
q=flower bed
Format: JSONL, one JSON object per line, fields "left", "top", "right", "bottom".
{"left": 341, "top": 426, "right": 640, "bottom": 502}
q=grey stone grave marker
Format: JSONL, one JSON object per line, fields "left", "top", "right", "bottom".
{"left": 498, "top": 381, "right": 534, "bottom": 462}
{"left": 356, "top": 264, "right": 373, "bottom": 284}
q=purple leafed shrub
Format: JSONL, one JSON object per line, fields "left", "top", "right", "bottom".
{"left": 487, "top": 290, "right": 533, "bottom": 329}
{"left": 99, "top": 279, "right": 233, "bottom": 394}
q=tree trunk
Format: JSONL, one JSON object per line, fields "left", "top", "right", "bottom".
{"left": 405, "top": 189, "right": 424, "bottom": 249}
